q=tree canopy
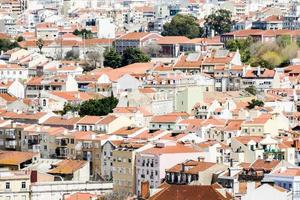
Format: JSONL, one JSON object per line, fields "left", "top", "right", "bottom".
{"left": 0, "top": 39, "right": 19, "bottom": 52}
{"left": 204, "top": 9, "right": 233, "bottom": 35}
{"left": 73, "top": 29, "right": 93, "bottom": 39}
{"left": 245, "top": 86, "right": 257, "bottom": 96}
{"left": 121, "top": 48, "right": 150, "bottom": 66}
{"left": 62, "top": 96, "right": 118, "bottom": 116}
{"left": 104, "top": 48, "right": 122, "bottom": 68}
{"left": 79, "top": 96, "right": 118, "bottom": 116}
{"left": 36, "top": 38, "right": 44, "bottom": 54}
{"left": 65, "top": 50, "right": 79, "bottom": 60}
{"left": 162, "top": 14, "right": 203, "bottom": 39}
{"left": 61, "top": 103, "right": 79, "bottom": 115}
{"left": 225, "top": 35, "right": 298, "bottom": 69}
{"left": 247, "top": 99, "right": 264, "bottom": 109}
{"left": 225, "top": 38, "right": 252, "bottom": 63}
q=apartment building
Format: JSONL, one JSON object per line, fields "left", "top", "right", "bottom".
{"left": 0, "top": 121, "right": 30, "bottom": 151}
{"left": 112, "top": 142, "right": 145, "bottom": 194}
{"left": 101, "top": 140, "right": 123, "bottom": 181}
{"left": 135, "top": 142, "right": 202, "bottom": 195}
{"left": 0, "top": 64, "right": 28, "bottom": 81}
{"left": 265, "top": 167, "right": 300, "bottom": 200}
{"left": 25, "top": 75, "right": 78, "bottom": 99}
{"left": 115, "top": 32, "right": 162, "bottom": 54}
{"left": 0, "top": 169, "right": 30, "bottom": 200}
{"left": 0, "top": 151, "right": 40, "bottom": 170}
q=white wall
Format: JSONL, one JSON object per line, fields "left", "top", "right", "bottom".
{"left": 31, "top": 181, "right": 112, "bottom": 200}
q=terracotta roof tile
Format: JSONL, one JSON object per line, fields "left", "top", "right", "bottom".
{"left": 77, "top": 116, "right": 103, "bottom": 125}
{"left": 234, "top": 136, "right": 264, "bottom": 145}
{"left": 149, "top": 184, "right": 231, "bottom": 200}
{"left": 65, "top": 192, "right": 98, "bottom": 200}
{"left": 0, "top": 151, "right": 38, "bottom": 165}
{"left": 248, "top": 159, "right": 280, "bottom": 171}
{"left": 141, "top": 143, "right": 199, "bottom": 155}
{"left": 118, "top": 32, "right": 151, "bottom": 40}
{"left": 48, "top": 160, "right": 87, "bottom": 174}
{"left": 157, "top": 36, "right": 190, "bottom": 45}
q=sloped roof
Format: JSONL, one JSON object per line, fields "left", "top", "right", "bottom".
{"left": 149, "top": 184, "right": 232, "bottom": 200}
{"left": 48, "top": 160, "right": 87, "bottom": 174}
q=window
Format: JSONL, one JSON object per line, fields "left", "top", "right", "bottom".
{"left": 44, "top": 145, "right": 47, "bottom": 150}
{"left": 5, "top": 182, "right": 10, "bottom": 189}
{"left": 71, "top": 139, "right": 74, "bottom": 144}
{"left": 128, "top": 158, "right": 131, "bottom": 163}
{"left": 21, "top": 181, "right": 26, "bottom": 189}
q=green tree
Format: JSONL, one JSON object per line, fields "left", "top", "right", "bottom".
{"left": 162, "top": 14, "right": 203, "bottom": 39}
{"left": 225, "top": 38, "right": 252, "bottom": 62}
{"left": 247, "top": 99, "right": 264, "bottom": 109}
{"left": 238, "top": 36, "right": 299, "bottom": 69}
{"left": 121, "top": 48, "right": 150, "bottom": 66}
{"left": 0, "top": 39, "right": 19, "bottom": 52}
{"left": 16, "top": 36, "right": 24, "bottom": 42}
{"left": 36, "top": 38, "right": 44, "bottom": 54}
{"left": 245, "top": 86, "right": 257, "bottom": 96}
{"left": 104, "top": 48, "right": 122, "bottom": 68}
{"left": 261, "top": 51, "right": 283, "bottom": 69}
{"left": 65, "top": 50, "right": 79, "bottom": 60}
{"left": 276, "top": 35, "right": 291, "bottom": 48}
{"left": 79, "top": 96, "right": 118, "bottom": 116}
{"left": 73, "top": 29, "right": 93, "bottom": 39}
{"left": 61, "top": 103, "right": 79, "bottom": 115}
{"left": 204, "top": 9, "right": 233, "bottom": 35}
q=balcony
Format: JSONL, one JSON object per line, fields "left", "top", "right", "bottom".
{"left": 263, "top": 149, "right": 285, "bottom": 161}
{"left": 5, "top": 142, "right": 16, "bottom": 149}
{"left": 5, "top": 133, "right": 15, "bottom": 139}
{"left": 239, "top": 174, "right": 264, "bottom": 181}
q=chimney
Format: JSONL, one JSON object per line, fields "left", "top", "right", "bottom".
{"left": 211, "top": 29, "right": 215, "bottom": 38}
{"left": 257, "top": 66, "right": 261, "bottom": 76}
{"left": 30, "top": 170, "right": 38, "bottom": 183}
{"left": 230, "top": 158, "right": 233, "bottom": 167}
{"left": 181, "top": 163, "right": 185, "bottom": 172}
{"left": 141, "top": 181, "right": 150, "bottom": 199}
{"left": 198, "top": 156, "right": 204, "bottom": 162}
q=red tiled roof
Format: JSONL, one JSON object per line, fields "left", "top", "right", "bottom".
{"left": 248, "top": 159, "right": 280, "bottom": 171}
{"left": 65, "top": 192, "right": 98, "bottom": 200}
{"left": 76, "top": 116, "right": 103, "bottom": 124}
{"left": 48, "top": 160, "right": 87, "bottom": 174}
{"left": 234, "top": 136, "right": 264, "bottom": 145}
{"left": 142, "top": 143, "right": 199, "bottom": 155}
{"left": 151, "top": 115, "right": 179, "bottom": 123}
{"left": 244, "top": 69, "right": 275, "bottom": 78}
{"left": 118, "top": 32, "right": 151, "bottom": 40}
{"left": 157, "top": 36, "right": 190, "bottom": 45}
{"left": 149, "top": 184, "right": 232, "bottom": 200}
